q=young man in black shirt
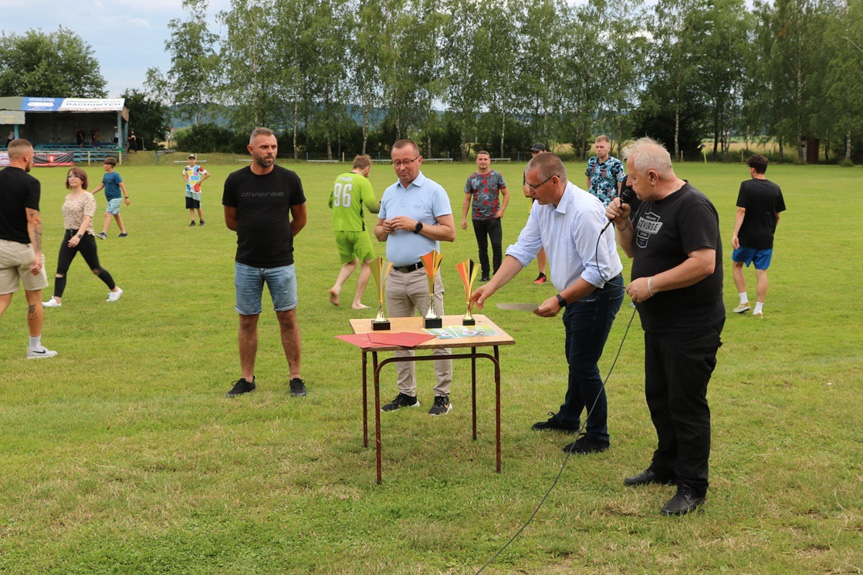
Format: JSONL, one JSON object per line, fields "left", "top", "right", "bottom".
{"left": 730, "top": 154, "right": 786, "bottom": 319}
{"left": 223, "top": 128, "right": 307, "bottom": 397}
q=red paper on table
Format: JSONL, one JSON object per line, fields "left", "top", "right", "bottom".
{"left": 367, "top": 332, "right": 436, "bottom": 348}
{"left": 335, "top": 334, "right": 390, "bottom": 349}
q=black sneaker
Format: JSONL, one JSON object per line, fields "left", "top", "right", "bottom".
{"left": 199, "top": 220, "right": 205, "bottom": 226}
{"left": 189, "top": 220, "right": 196, "bottom": 227}
{"left": 480, "top": 274, "right": 490, "bottom": 282}
{"left": 227, "top": 377, "right": 255, "bottom": 397}
{"left": 562, "top": 435, "right": 610, "bottom": 455}
{"left": 534, "top": 272, "right": 547, "bottom": 284}
{"left": 381, "top": 393, "right": 419, "bottom": 412}
{"left": 428, "top": 395, "right": 452, "bottom": 416}
{"left": 531, "top": 412, "right": 579, "bottom": 434}
{"left": 289, "top": 377, "right": 307, "bottom": 397}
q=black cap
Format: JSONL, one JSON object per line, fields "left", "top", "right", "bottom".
{"left": 188, "top": 154, "right": 196, "bottom": 159}
{"left": 530, "top": 143, "right": 546, "bottom": 153}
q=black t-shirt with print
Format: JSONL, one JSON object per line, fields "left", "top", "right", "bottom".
{"left": 631, "top": 182, "right": 724, "bottom": 332}
{"left": 222, "top": 165, "right": 306, "bottom": 268}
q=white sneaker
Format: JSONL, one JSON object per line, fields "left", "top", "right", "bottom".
{"left": 43, "top": 298, "right": 62, "bottom": 308}
{"left": 107, "top": 287, "right": 123, "bottom": 302}
{"left": 27, "top": 347, "right": 58, "bottom": 359}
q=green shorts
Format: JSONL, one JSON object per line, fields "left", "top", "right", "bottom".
{"left": 335, "top": 230, "right": 375, "bottom": 264}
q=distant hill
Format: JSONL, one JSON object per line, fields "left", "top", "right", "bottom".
{"left": 168, "top": 104, "right": 388, "bottom": 130}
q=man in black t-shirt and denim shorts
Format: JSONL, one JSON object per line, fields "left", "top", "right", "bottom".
{"left": 607, "top": 137, "right": 724, "bottom": 517}
{"left": 222, "top": 128, "right": 307, "bottom": 398}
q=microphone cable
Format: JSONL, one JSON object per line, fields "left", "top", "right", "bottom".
{"left": 474, "top": 305, "right": 637, "bottom": 575}
{"left": 476, "top": 202, "right": 639, "bottom": 574}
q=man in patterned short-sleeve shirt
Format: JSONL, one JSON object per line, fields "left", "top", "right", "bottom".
{"left": 585, "top": 135, "right": 625, "bottom": 207}
{"left": 461, "top": 151, "right": 509, "bottom": 281}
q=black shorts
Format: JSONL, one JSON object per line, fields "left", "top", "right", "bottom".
{"left": 185, "top": 197, "right": 201, "bottom": 209}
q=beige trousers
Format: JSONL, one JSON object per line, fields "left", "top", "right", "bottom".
{"left": 385, "top": 268, "right": 452, "bottom": 397}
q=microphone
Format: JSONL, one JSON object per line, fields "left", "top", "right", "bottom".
{"left": 601, "top": 182, "right": 636, "bottom": 233}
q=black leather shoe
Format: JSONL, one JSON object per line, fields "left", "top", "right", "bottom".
{"left": 531, "top": 412, "right": 579, "bottom": 434}
{"left": 624, "top": 469, "right": 677, "bottom": 487}
{"left": 562, "top": 435, "right": 609, "bottom": 454}
{"left": 660, "top": 485, "right": 705, "bottom": 516}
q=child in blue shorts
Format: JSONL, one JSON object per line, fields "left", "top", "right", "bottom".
{"left": 91, "top": 157, "right": 130, "bottom": 238}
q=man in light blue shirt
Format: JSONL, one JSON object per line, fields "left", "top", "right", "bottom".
{"left": 471, "top": 153, "right": 624, "bottom": 454}
{"left": 374, "top": 139, "right": 456, "bottom": 416}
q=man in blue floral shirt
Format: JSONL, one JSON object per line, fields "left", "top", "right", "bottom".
{"left": 462, "top": 151, "right": 509, "bottom": 282}
{"left": 585, "top": 135, "right": 625, "bottom": 207}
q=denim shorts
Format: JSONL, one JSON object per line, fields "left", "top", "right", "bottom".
{"left": 234, "top": 261, "right": 298, "bottom": 315}
{"left": 106, "top": 197, "right": 122, "bottom": 215}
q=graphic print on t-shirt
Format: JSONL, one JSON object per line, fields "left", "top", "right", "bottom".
{"left": 635, "top": 212, "right": 663, "bottom": 249}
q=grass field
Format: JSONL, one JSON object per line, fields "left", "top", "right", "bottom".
{"left": 1, "top": 158, "right": 861, "bottom": 574}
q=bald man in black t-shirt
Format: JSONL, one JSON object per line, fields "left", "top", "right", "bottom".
{"left": 0, "top": 139, "right": 57, "bottom": 359}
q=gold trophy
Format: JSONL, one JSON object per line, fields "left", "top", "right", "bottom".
{"left": 455, "top": 259, "right": 479, "bottom": 326}
{"left": 371, "top": 257, "right": 394, "bottom": 331}
{"left": 420, "top": 250, "right": 444, "bottom": 329}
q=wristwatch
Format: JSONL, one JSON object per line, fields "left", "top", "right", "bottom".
{"left": 76, "top": 233, "right": 83, "bottom": 239}
{"left": 413, "top": 222, "right": 424, "bottom": 234}
{"left": 555, "top": 293, "right": 567, "bottom": 307}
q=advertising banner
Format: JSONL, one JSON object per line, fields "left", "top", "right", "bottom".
{"left": 17, "top": 97, "right": 125, "bottom": 113}
{"left": 33, "top": 152, "right": 74, "bottom": 167}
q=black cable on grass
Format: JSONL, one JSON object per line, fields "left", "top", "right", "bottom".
{"left": 474, "top": 306, "right": 637, "bottom": 575}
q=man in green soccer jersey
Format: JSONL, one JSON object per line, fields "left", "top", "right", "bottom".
{"left": 328, "top": 155, "right": 380, "bottom": 309}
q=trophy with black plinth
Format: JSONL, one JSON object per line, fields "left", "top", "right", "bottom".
{"left": 371, "top": 257, "right": 393, "bottom": 330}
{"left": 455, "top": 259, "right": 479, "bottom": 326}
{"left": 420, "top": 250, "right": 444, "bottom": 329}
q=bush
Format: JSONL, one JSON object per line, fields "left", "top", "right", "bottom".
{"left": 175, "top": 123, "right": 247, "bottom": 154}
{"left": 838, "top": 157, "right": 855, "bottom": 167}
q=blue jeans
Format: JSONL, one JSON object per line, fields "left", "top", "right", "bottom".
{"left": 558, "top": 274, "right": 624, "bottom": 440}
{"left": 234, "top": 262, "right": 298, "bottom": 315}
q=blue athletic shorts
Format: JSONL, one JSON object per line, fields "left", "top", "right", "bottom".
{"left": 234, "top": 262, "right": 298, "bottom": 315}
{"left": 732, "top": 246, "right": 773, "bottom": 270}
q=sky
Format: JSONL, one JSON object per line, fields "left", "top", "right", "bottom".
{"left": 0, "top": 0, "right": 232, "bottom": 98}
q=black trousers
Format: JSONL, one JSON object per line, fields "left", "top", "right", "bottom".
{"left": 471, "top": 218, "right": 502, "bottom": 277}
{"left": 643, "top": 321, "right": 723, "bottom": 495}
{"left": 53, "top": 231, "right": 115, "bottom": 298}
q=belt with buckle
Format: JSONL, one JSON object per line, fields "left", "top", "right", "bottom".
{"left": 393, "top": 261, "right": 424, "bottom": 273}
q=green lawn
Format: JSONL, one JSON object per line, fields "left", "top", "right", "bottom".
{"left": 1, "top": 158, "right": 861, "bottom": 574}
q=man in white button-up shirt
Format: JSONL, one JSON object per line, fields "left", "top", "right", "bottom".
{"left": 471, "top": 153, "right": 624, "bottom": 455}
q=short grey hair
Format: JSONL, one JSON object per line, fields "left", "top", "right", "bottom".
{"left": 623, "top": 137, "right": 673, "bottom": 177}
{"left": 249, "top": 127, "right": 275, "bottom": 144}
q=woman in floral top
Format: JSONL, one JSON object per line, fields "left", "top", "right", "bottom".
{"left": 43, "top": 168, "right": 123, "bottom": 307}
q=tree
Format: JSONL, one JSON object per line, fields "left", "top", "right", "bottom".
{"left": 164, "top": 0, "right": 220, "bottom": 126}
{"left": 0, "top": 27, "right": 106, "bottom": 97}
{"left": 121, "top": 89, "right": 171, "bottom": 151}
{"left": 218, "top": 0, "right": 284, "bottom": 130}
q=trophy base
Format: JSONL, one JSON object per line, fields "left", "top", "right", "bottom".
{"left": 462, "top": 318, "right": 476, "bottom": 326}
{"left": 424, "top": 317, "right": 442, "bottom": 329}
{"left": 372, "top": 320, "right": 391, "bottom": 331}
